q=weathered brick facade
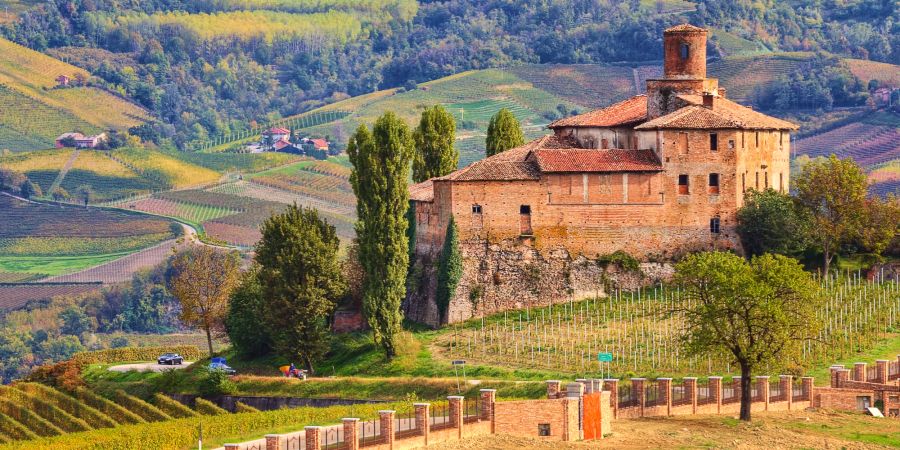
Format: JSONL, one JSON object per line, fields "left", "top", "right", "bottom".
{"left": 406, "top": 24, "right": 797, "bottom": 326}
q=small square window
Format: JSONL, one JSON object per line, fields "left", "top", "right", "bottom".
{"left": 678, "top": 174, "right": 689, "bottom": 195}
{"left": 710, "top": 217, "right": 721, "bottom": 234}
{"left": 728, "top": 139, "right": 735, "bottom": 150}
{"left": 709, "top": 173, "right": 720, "bottom": 194}
{"left": 710, "top": 133, "right": 718, "bottom": 151}
{"left": 472, "top": 204, "right": 482, "bottom": 214}
{"left": 520, "top": 205, "right": 531, "bottom": 214}
{"left": 538, "top": 423, "right": 551, "bottom": 436}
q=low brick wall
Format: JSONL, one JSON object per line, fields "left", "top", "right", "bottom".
{"left": 494, "top": 398, "right": 578, "bottom": 441}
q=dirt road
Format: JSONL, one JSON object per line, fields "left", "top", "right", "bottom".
{"left": 108, "top": 361, "right": 194, "bottom": 373}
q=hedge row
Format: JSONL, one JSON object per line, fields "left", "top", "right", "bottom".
{"left": 0, "top": 402, "right": 401, "bottom": 450}
{"left": 0, "top": 397, "right": 64, "bottom": 437}
{"left": 0, "top": 413, "right": 37, "bottom": 441}
{"left": 0, "top": 386, "right": 91, "bottom": 433}
{"left": 71, "top": 388, "right": 146, "bottom": 425}
{"left": 14, "top": 383, "right": 118, "bottom": 429}
{"left": 71, "top": 346, "right": 203, "bottom": 364}
{"left": 112, "top": 391, "right": 172, "bottom": 422}
{"left": 235, "top": 402, "right": 260, "bottom": 413}
{"left": 194, "top": 397, "right": 228, "bottom": 416}
{"left": 152, "top": 394, "right": 197, "bottom": 419}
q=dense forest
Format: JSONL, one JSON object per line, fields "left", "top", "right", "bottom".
{"left": 1, "top": 0, "right": 897, "bottom": 147}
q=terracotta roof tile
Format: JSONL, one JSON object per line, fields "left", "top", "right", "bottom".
{"left": 532, "top": 148, "right": 663, "bottom": 172}
{"left": 665, "top": 24, "right": 707, "bottom": 33}
{"left": 635, "top": 96, "right": 798, "bottom": 130}
{"left": 549, "top": 95, "right": 647, "bottom": 128}
{"left": 409, "top": 179, "right": 434, "bottom": 202}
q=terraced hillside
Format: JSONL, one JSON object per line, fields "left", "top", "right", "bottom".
{"left": 0, "top": 195, "right": 177, "bottom": 281}
{"left": 0, "top": 38, "right": 151, "bottom": 152}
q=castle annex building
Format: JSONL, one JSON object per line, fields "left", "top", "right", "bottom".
{"left": 405, "top": 25, "right": 797, "bottom": 326}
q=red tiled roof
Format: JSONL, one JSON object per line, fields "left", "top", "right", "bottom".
{"left": 434, "top": 137, "right": 550, "bottom": 182}
{"left": 409, "top": 179, "right": 434, "bottom": 202}
{"left": 635, "top": 95, "right": 798, "bottom": 131}
{"left": 532, "top": 148, "right": 662, "bottom": 172}
{"left": 549, "top": 95, "right": 647, "bottom": 128}
{"left": 665, "top": 24, "right": 706, "bottom": 33}
{"left": 274, "top": 140, "right": 292, "bottom": 150}
{"left": 311, "top": 138, "right": 328, "bottom": 149}
{"left": 267, "top": 127, "right": 290, "bottom": 134}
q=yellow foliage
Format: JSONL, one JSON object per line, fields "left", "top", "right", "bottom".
{"left": 70, "top": 151, "right": 138, "bottom": 178}
{"left": 111, "top": 148, "right": 221, "bottom": 188}
{"left": 0, "top": 149, "right": 72, "bottom": 172}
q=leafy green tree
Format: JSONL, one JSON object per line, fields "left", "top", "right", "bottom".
{"left": 794, "top": 155, "right": 868, "bottom": 275}
{"left": 75, "top": 184, "right": 94, "bottom": 206}
{"left": 255, "top": 205, "right": 345, "bottom": 372}
{"left": 859, "top": 194, "right": 900, "bottom": 257}
{"left": 20, "top": 180, "right": 41, "bottom": 199}
{"left": 59, "top": 306, "right": 92, "bottom": 336}
{"left": 485, "top": 108, "right": 525, "bottom": 157}
{"left": 348, "top": 112, "right": 414, "bottom": 358}
{"left": 672, "top": 251, "right": 821, "bottom": 421}
{"left": 169, "top": 246, "right": 241, "bottom": 358}
{"left": 50, "top": 187, "right": 70, "bottom": 202}
{"left": 39, "top": 335, "right": 85, "bottom": 363}
{"left": 412, "top": 105, "right": 458, "bottom": 183}
{"left": 225, "top": 267, "right": 273, "bottom": 357}
{"left": 436, "top": 217, "right": 463, "bottom": 324}
{"left": 736, "top": 188, "right": 811, "bottom": 257}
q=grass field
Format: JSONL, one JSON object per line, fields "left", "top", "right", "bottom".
{"left": 110, "top": 148, "right": 221, "bottom": 189}
{"left": 0, "top": 253, "right": 130, "bottom": 276}
{"left": 0, "top": 148, "right": 72, "bottom": 191}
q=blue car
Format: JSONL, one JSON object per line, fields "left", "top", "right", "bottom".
{"left": 209, "top": 357, "right": 236, "bottom": 375}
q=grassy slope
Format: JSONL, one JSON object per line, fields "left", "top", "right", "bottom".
{"left": 0, "top": 38, "right": 151, "bottom": 152}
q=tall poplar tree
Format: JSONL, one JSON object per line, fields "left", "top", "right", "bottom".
{"left": 413, "top": 105, "right": 458, "bottom": 183}
{"left": 485, "top": 108, "right": 525, "bottom": 157}
{"left": 348, "top": 112, "right": 414, "bottom": 358}
{"left": 436, "top": 217, "right": 463, "bottom": 324}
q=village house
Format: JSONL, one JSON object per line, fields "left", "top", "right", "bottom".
{"left": 262, "top": 127, "right": 291, "bottom": 144}
{"left": 404, "top": 24, "right": 797, "bottom": 326}
{"left": 55, "top": 132, "right": 108, "bottom": 149}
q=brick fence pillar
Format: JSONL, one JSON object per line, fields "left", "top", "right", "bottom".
{"left": 756, "top": 376, "right": 770, "bottom": 410}
{"left": 854, "top": 362, "right": 867, "bottom": 381}
{"left": 780, "top": 375, "right": 792, "bottom": 409}
{"left": 414, "top": 403, "right": 430, "bottom": 444}
{"left": 876, "top": 360, "right": 889, "bottom": 384}
{"left": 265, "top": 434, "right": 282, "bottom": 450}
{"left": 836, "top": 369, "right": 849, "bottom": 388}
{"left": 305, "top": 426, "right": 322, "bottom": 450}
{"left": 829, "top": 366, "right": 843, "bottom": 388}
{"left": 632, "top": 378, "right": 646, "bottom": 417}
{"left": 708, "top": 376, "right": 722, "bottom": 414}
{"left": 801, "top": 377, "right": 815, "bottom": 402}
{"left": 566, "top": 383, "right": 584, "bottom": 441}
{"left": 604, "top": 379, "right": 619, "bottom": 418}
{"left": 448, "top": 396, "right": 463, "bottom": 438}
{"left": 683, "top": 377, "right": 697, "bottom": 414}
{"left": 343, "top": 418, "right": 359, "bottom": 450}
{"left": 479, "top": 389, "right": 496, "bottom": 422}
{"left": 378, "top": 411, "right": 394, "bottom": 449}
{"left": 576, "top": 379, "right": 588, "bottom": 393}
{"left": 657, "top": 378, "right": 672, "bottom": 416}
{"left": 224, "top": 444, "right": 240, "bottom": 450}
{"left": 547, "top": 380, "right": 562, "bottom": 399}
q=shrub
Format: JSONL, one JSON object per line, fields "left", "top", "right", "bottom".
{"left": 194, "top": 397, "right": 228, "bottom": 416}
{"left": 199, "top": 368, "right": 237, "bottom": 396}
{"left": 234, "top": 402, "right": 260, "bottom": 413}
{"left": 111, "top": 391, "right": 171, "bottom": 422}
{"left": 0, "top": 413, "right": 38, "bottom": 441}
{"left": 109, "top": 337, "right": 129, "bottom": 349}
{"left": 0, "top": 386, "right": 91, "bottom": 433}
{"left": 71, "top": 388, "right": 145, "bottom": 425}
{"left": 152, "top": 393, "right": 197, "bottom": 419}
{"left": 13, "top": 384, "right": 117, "bottom": 429}
{"left": 0, "top": 397, "right": 64, "bottom": 437}
{"left": 597, "top": 250, "right": 641, "bottom": 273}
{"left": 24, "top": 360, "right": 84, "bottom": 391}
{"left": 71, "top": 346, "right": 202, "bottom": 365}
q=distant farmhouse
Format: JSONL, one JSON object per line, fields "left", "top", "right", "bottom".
{"left": 405, "top": 24, "right": 798, "bottom": 326}
{"left": 259, "top": 126, "right": 330, "bottom": 158}
{"left": 55, "top": 132, "right": 107, "bottom": 149}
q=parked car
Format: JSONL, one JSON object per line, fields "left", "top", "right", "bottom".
{"left": 157, "top": 353, "right": 184, "bottom": 365}
{"left": 209, "top": 357, "right": 236, "bottom": 375}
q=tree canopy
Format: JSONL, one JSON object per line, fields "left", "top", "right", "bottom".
{"left": 412, "top": 104, "right": 458, "bottom": 183}
{"left": 348, "top": 112, "right": 414, "bottom": 358}
{"left": 673, "top": 251, "right": 822, "bottom": 421}
{"left": 485, "top": 108, "right": 525, "bottom": 157}
{"left": 736, "top": 188, "right": 811, "bottom": 257}
{"left": 435, "top": 216, "right": 463, "bottom": 324}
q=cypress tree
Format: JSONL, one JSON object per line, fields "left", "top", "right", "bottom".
{"left": 412, "top": 105, "right": 458, "bottom": 183}
{"left": 436, "top": 217, "right": 463, "bottom": 324}
{"left": 348, "top": 112, "right": 414, "bottom": 358}
{"left": 485, "top": 108, "right": 525, "bottom": 157}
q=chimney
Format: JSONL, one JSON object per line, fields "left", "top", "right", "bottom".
{"left": 702, "top": 92, "right": 714, "bottom": 108}
{"left": 717, "top": 87, "right": 727, "bottom": 99}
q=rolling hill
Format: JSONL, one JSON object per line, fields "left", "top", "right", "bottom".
{"left": 0, "top": 38, "right": 151, "bottom": 152}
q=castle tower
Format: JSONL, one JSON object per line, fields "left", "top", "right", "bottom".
{"left": 645, "top": 24, "right": 718, "bottom": 119}
{"left": 663, "top": 24, "right": 708, "bottom": 79}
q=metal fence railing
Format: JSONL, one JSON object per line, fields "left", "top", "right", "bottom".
{"left": 358, "top": 418, "right": 381, "bottom": 447}
{"left": 697, "top": 383, "right": 714, "bottom": 405}
{"left": 429, "top": 402, "right": 452, "bottom": 431}
{"left": 769, "top": 381, "right": 783, "bottom": 401}
{"left": 792, "top": 382, "right": 805, "bottom": 401}
{"left": 722, "top": 385, "right": 739, "bottom": 404}
{"left": 671, "top": 384, "right": 691, "bottom": 406}
{"left": 644, "top": 384, "right": 661, "bottom": 407}
{"left": 463, "top": 397, "right": 481, "bottom": 423}
{"left": 321, "top": 426, "right": 344, "bottom": 450}
{"left": 394, "top": 409, "right": 419, "bottom": 440}
{"left": 890, "top": 362, "right": 899, "bottom": 380}
{"left": 618, "top": 384, "right": 638, "bottom": 409}
{"left": 866, "top": 366, "right": 878, "bottom": 382}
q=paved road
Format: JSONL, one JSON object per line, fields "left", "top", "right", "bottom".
{"left": 108, "top": 361, "right": 194, "bottom": 373}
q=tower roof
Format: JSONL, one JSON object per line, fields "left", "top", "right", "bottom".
{"left": 635, "top": 95, "right": 798, "bottom": 130}
{"left": 664, "top": 24, "right": 707, "bottom": 33}
{"left": 549, "top": 95, "right": 647, "bottom": 128}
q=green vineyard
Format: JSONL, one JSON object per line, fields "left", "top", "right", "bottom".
{"left": 188, "top": 109, "right": 351, "bottom": 152}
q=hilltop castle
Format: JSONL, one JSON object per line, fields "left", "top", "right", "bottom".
{"left": 404, "top": 24, "right": 797, "bottom": 327}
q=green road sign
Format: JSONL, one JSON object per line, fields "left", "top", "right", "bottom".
{"left": 598, "top": 352, "right": 613, "bottom": 362}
